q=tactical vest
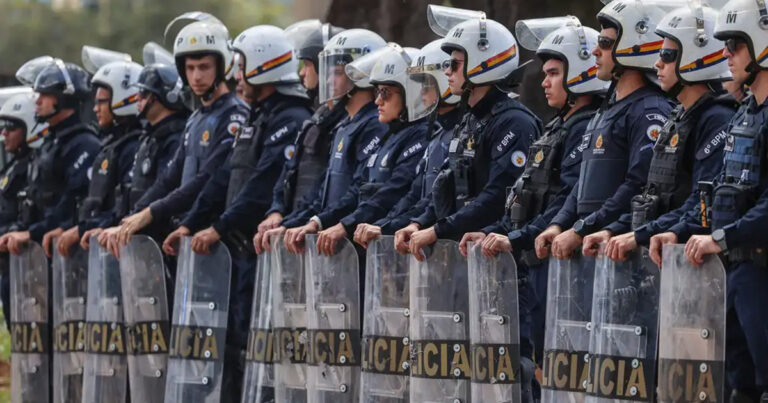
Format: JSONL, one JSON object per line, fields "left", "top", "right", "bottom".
{"left": 507, "top": 109, "right": 595, "bottom": 228}
{"left": 711, "top": 100, "right": 768, "bottom": 230}
{"left": 359, "top": 122, "right": 424, "bottom": 202}
{"left": 0, "top": 153, "right": 30, "bottom": 226}
{"left": 283, "top": 102, "right": 345, "bottom": 211}
{"left": 129, "top": 117, "right": 186, "bottom": 209}
{"left": 79, "top": 128, "right": 140, "bottom": 222}
{"left": 420, "top": 125, "right": 453, "bottom": 199}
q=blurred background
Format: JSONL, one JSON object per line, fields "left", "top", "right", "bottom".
{"left": 0, "top": 0, "right": 604, "bottom": 400}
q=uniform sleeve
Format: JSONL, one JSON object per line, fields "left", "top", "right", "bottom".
{"left": 339, "top": 138, "right": 426, "bottom": 234}
{"left": 433, "top": 113, "right": 539, "bottom": 238}
{"left": 29, "top": 134, "right": 100, "bottom": 242}
{"left": 579, "top": 102, "right": 671, "bottom": 235}
{"left": 88, "top": 139, "right": 141, "bottom": 230}
{"left": 267, "top": 163, "right": 291, "bottom": 217}
{"left": 133, "top": 136, "right": 185, "bottom": 213}
{"left": 179, "top": 165, "right": 229, "bottom": 232}
{"left": 148, "top": 108, "right": 243, "bottom": 221}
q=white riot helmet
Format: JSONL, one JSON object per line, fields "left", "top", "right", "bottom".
{"left": 429, "top": 6, "right": 520, "bottom": 86}
{"left": 405, "top": 40, "right": 461, "bottom": 121}
{"left": 173, "top": 21, "right": 234, "bottom": 91}
{"left": 517, "top": 16, "right": 610, "bottom": 95}
{"left": 656, "top": 4, "right": 731, "bottom": 85}
{"left": 597, "top": 0, "right": 688, "bottom": 72}
{"left": 714, "top": 0, "right": 768, "bottom": 76}
{"left": 363, "top": 44, "right": 430, "bottom": 121}
{"left": 92, "top": 61, "right": 144, "bottom": 117}
{"left": 0, "top": 93, "right": 49, "bottom": 148}
{"left": 318, "top": 28, "right": 386, "bottom": 103}
{"left": 232, "top": 25, "right": 300, "bottom": 86}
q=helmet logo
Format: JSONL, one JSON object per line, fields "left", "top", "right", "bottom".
{"left": 177, "top": 37, "right": 184, "bottom": 46}
{"left": 416, "top": 56, "right": 425, "bottom": 66}
{"left": 336, "top": 36, "right": 347, "bottom": 46}
{"left": 121, "top": 73, "right": 130, "bottom": 89}
{"left": 384, "top": 64, "right": 395, "bottom": 75}
{"left": 206, "top": 35, "right": 215, "bottom": 45}
{"left": 12, "top": 103, "right": 21, "bottom": 111}
{"left": 189, "top": 37, "right": 198, "bottom": 45}
{"left": 668, "top": 17, "right": 682, "bottom": 29}
{"left": 452, "top": 28, "right": 464, "bottom": 38}
{"left": 725, "top": 11, "right": 737, "bottom": 24}
{"left": 612, "top": 2, "right": 627, "bottom": 13}
{"left": 551, "top": 35, "right": 565, "bottom": 45}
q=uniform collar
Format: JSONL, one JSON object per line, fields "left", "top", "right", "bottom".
{"left": 470, "top": 87, "right": 507, "bottom": 118}
{"left": 348, "top": 101, "right": 378, "bottom": 124}
{"left": 437, "top": 107, "right": 462, "bottom": 131}
{"left": 49, "top": 113, "right": 83, "bottom": 136}
{"left": 199, "top": 91, "right": 236, "bottom": 113}
{"left": 148, "top": 113, "right": 186, "bottom": 138}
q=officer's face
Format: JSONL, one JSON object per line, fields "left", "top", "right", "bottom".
{"left": 35, "top": 94, "right": 56, "bottom": 120}
{"left": 330, "top": 65, "right": 352, "bottom": 98}
{"left": 1, "top": 126, "right": 24, "bottom": 153}
{"left": 723, "top": 38, "right": 752, "bottom": 85}
{"left": 235, "top": 57, "right": 256, "bottom": 104}
{"left": 593, "top": 28, "right": 617, "bottom": 81}
{"left": 654, "top": 39, "right": 680, "bottom": 93}
{"left": 446, "top": 50, "right": 466, "bottom": 95}
{"left": 541, "top": 59, "right": 567, "bottom": 109}
{"left": 374, "top": 84, "right": 404, "bottom": 123}
{"left": 300, "top": 59, "right": 319, "bottom": 90}
{"left": 93, "top": 87, "right": 113, "bottom": 128}
{"left": 185, "top": 55, "right": 218, "bottom": 96}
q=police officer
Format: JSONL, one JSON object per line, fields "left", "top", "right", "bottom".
{"left": 251, "top": 20, "right": 348, "bottom": 252}
{"left": 0, "top": 91, "right": 48, "bottom": 328}
{"left": 352, "top": 39, "right": 462, "bottom": 246}
{"left": 274, "top": 29, "right": 387, "bottom": 253}
{"left": 113, "top": 21, "right": 249, "bottom": 248}
{"left": 161, "top": 25, "right": 312, "bottom": 401}
{"left": 534, "top": 0, "right": 674, "bottom": 260}
{"left": 459, "top": 17, "right": 608, "bottom": 369}
{"left": 585, "top": 4, "right": 734, "bottom": 264}
{"left": 0, "top": 60, "right": 100, "bottom": 257}
{"left": 52, "top": 60, "right": 143, "bottom": 256}
{"left": 651, "top": 1, "right": 768, "bottom": 400}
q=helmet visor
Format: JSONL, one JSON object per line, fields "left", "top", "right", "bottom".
{"left": 406, "top": 64, "right": 443, "bottom": 121}
{"left": 81, "top": 46, "right": 132, "bottom": 74}
{"left": 143, "top": 42, "right": 174, "bottom": 66}
{"left": 318, "top": 48, "right": 357, "bottom": 103}
{"left": 427, "top": 5, "right": 486, "bottom": 36}
{"left": 15, "top": 56, "right": 56, "bottom": 86}
{"left": 515, "top": 16, "right": 582, "bottom": 51}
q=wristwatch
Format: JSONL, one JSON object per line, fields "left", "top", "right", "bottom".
{"left": 712, "top": 228, "right": 727, "bottom": 252}
{"left": 573, "top": 217, "right": 594, "bottom": 237}
{"left": 309, "top": 216, "right": 323, "bottom": 231}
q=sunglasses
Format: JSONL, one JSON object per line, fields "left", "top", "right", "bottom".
{"left": 658, "top": 48, "right": 679, "bottom": 64}
{"left": 442, "top": 58, "right": 464, "bottom": 73}
{"left": 95, "top": 98, "right": 111, "bottom": 105}
{"left": 725, "top": 38, "right": 748, "bottom": 53}
{"left": 375, "top": 87, "right": 401, "bottom": 101}
{"left": 138, "top": 89, "right": 154, "bottom": 99}
{"left": 597, "top": 35, "right": 617, "bottom": 50}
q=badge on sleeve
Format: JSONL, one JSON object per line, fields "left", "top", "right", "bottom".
{"left": 511, "top": 150, "right": 527, "bottom": 167}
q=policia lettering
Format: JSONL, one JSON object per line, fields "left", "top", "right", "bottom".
{"left": 168, "top": 325, "right": 226, "bottom": 361}
{"left": 84, "top": 321, "right": 127, "bottom": 355}
{"left": 470, "top": 343, "right": 519, "bottom": 384}
{"left": 361, "top": 335, "right": 410, "bottom": 375}
{"left": 11, "top": 322, "right": 49, "bottom": 354}
{"left": 125, "top": 321, "right": 169, "bottom": 355}
{"left": 54, "top": 320, "right": 87, "bottom": 353}
{"left": 585, "top": 355, "right": 652, "bottom": 400}
{"left": 246, "top": 328, "right": 275, "bottom": 363}
{"left": 541, "top": 350, "right": 590, "bottom": 392}
{"left": 306, "top": 329, "right": 360, "bottom": 366}
{"left": 657, "top": 359, "right": 723, "bottom": 402}
{"left": 409, "top": 340, "right": 471, "bottom": 379}
{"left": 245, "top": 327, "right": 309, "bottom": 364}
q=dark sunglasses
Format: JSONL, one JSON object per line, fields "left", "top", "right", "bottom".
{"left": 441, "top": 58, "right": 464, "bottom": 73}
{"left": 597, "top": 35, "right": 617, "bottom": 50}
{"left": 725, "top": 38, "right": 748, "bottom": 53}
{"left": 658, "top": 48, "right": 679, "bottom": 64}
{"left": 0, "top": 121, "right": 23, "bottom": 131}
{"left": 95, "top": 98, "right": 111, "bottom": 105}
{"left": 375, "top": 87, "right": 401, "bottom": 101}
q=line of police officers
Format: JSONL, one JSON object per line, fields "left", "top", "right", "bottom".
{"left": 0, "top": 0, "right": 766, "bottom": 401}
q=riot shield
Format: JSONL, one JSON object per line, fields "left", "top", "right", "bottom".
{"left": 271, "top": 236, "right": 308, "bottom": 403}
{"left": 657, "top": 244, "right": 725, "bottom": 402}
{"left": 467, "top": 243, "right": 521, "bottom": 402}
{"left": 304, "top": 234, "right": 361, "bottom": 403}
{"left": 52, "top": 243, "right": 88, "bottom": 403}
{"left": 360, "top": 236, "right": 410, "bottom": 402}
{"left": 119, "top": 235, "right": 169, "bottom": 403}
{"left": 164, "top": 236, "right": 231, "bottom": 403}
{"left": 241, "top": 249, "right": 275, "bottom": 403}
{"left": 540, "top": 252, "right": 596, "bottom": 403}
{"left": 10, "top": 241, "right": 50, "bottom": 403}
{"left": 408, "top": 239, "right": 470, "bottom": 402}
{"left": 82, "top": 237, "right": 128, "bottom": 403}
{"left": 585, "top": 245, "right": 660, "bottom": 402}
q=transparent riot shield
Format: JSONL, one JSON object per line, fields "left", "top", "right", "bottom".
{"left": 360, "top": 236, "right": 410, "bottom": 402}
{"left": 304, "top": 234, "right": 361, "bottom": 402}
{"left": 540, "top": 252, "right": 596, "bottom": 403}
{"left": 272, "top": 236, "right": 308, "bottom": 403}
{"left": 164, "top": 236, "right": 231, "bottom": 403}
{"left": 657, "top": 244, "right": 725, "bottom": 402}
{"left": 82, "top": 236, "right": 128, "bottom": 403}
{"left": 467, "top": 243, "right": 521, "bottom": 402}
{"left": 409, "top": 239, "right": 470, "bottom": 402}
{"left": 52, "top": 243, "right": 88, "bottom": 403}
{"left": 10, "top": 241, "right": 50, "bottom": 403}
{"left": 585, "top": 245, "right": 660, "bottom": 402}
{"left": 241, "top": 249, "right": 275, "bottom": 403}
{"left": 119, "top": 235, "right": 169, "bottom": 403}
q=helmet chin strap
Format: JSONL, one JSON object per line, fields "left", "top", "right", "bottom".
{"left": 745, "top": 60, "right": 760, "bottom": 86}
{"left": 201, "top": 78, "right": 220, "bottom": 103}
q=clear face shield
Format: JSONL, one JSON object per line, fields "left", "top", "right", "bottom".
{"left": 515, "top": 16, "right": 584, "bottom": 51}
{"left": 427, "top": 4, "right": 486, "bottom": 36}
{"left": 81, "top": 46, "right": 132, "bottom": 75}
{"left": 15, "top": 56, "right": 56, "bottom": 86}
{"left": 318, "top": 48, "right": 357, "bottom": 103}
{"left": 142, "top": 42, "right": 174, "bottom": 66}
{"left": 163, "top": 11, "right": 223, "bottom": 47}
{"left": 405, "top": 66, "right": 442, "bottom": 121}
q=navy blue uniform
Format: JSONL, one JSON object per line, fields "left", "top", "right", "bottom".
{"left": 373, "top": 108, "right": 461, "bottom": 234}
{"left": 549, "top": 86, "right": 673, "bottom": 236}
{"left": 412, "top": 89, "right": 543, "bottom": 240}
{"left": 133, "top": 92, "right": 248, "bottom": 223}
{"left": 281, "top": 101, "right": 386, "bottom": 228}
{"left": 78, "top": 121, "right": 141, "bottom": 232}
{"left": 26, "top": 114, "right": 100, "bottom": 242}
{"left": 267, "top": 100, "right": 347, "bottom": 218}
{"left": 603, "top": 94, "right": 733, "bottom": 243}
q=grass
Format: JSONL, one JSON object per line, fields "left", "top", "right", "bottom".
{"left": 0, "top": 307, "right": 11, "bottom": 403}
